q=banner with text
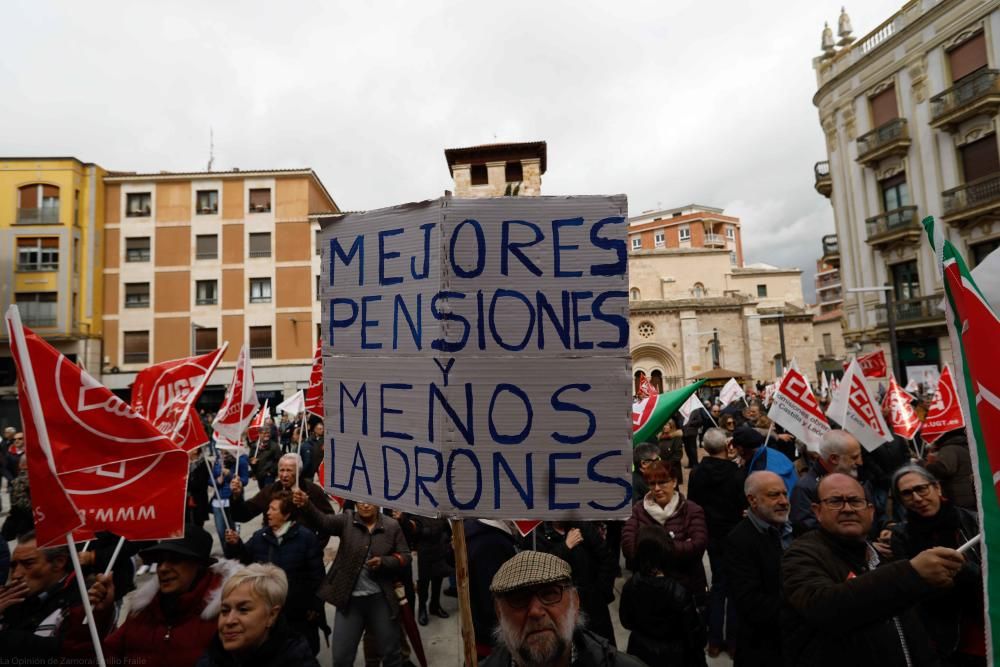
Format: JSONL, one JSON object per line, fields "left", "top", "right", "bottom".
{"left": 319, "top": 196, "right": 631, "bottom": 519}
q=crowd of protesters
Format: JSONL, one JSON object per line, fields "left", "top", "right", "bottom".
{"left": 0, "top": 378, "right": 986, "bottom": 667}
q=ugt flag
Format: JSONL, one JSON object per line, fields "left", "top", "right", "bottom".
{"left": 827, "top": 358, "right": 891, "bottom": 452}
{"left": 6, "top": 307, "right": 189, "bottom": 546}
{"left": 924, "top": 216, "right": 1000, "bottom": 663}
{"left": 882, "top": 374, "right": 920, "bottom": 440}
{"left": 920, "top": 364, "right": 966, "bottom": 446}
{"left": 633, "top": 380, "right": 704, "bottom": 445}
{"left": 844, "top": 349, "right": 888, "bottom": 378}
{"left": 767, "top": 360, "right": 829, "bottom": 452}
{"left": 213, "top": 345, "right": 259, "bottom": 442}
{"left": 304, "top": 338, "right": 324, "bottom": 417}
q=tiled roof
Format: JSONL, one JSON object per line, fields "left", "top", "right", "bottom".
{"left": 444, "top": 141, "right": 547, "bottom": 174}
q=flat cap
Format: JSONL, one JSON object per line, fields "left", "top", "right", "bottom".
{"left": 490, "top": 551, "right": 572, "bottom": 594}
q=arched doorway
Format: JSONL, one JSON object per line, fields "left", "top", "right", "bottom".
{"left": 632, "top": 344, "right": 683, "bottom": 392}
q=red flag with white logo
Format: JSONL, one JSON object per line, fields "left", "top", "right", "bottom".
{"left": 637, "top": 372, "right": 658, "bottom": 399}
{"left": 827, "top": 358, "right": 892, "bottom": 452}
{"left": 305, "top": 338, "right": 324, "bottom": 417}
{"left": 212, "top": 345, "right": 259, "bottom": 442}
{"left": 5, "top": 307, "right": 189, "bottom": 545}
{"left": 843, "top": 349, "right": 888, "bottom": 378}
{"left": 767, "top": 360, "right": 830, "bottom": 452}
{"left": 920, "top": 364, "right": 966, "bottom": 445}
{"left": 882, "top": 374, "right": 920, "bottom": 440}
{"left": 247, "top": 399, "right": 269, "bottom": 443}
{"left": 132, "top": 346, "right": 226, "bottom": 451}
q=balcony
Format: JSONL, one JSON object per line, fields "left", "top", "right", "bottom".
{"left": 814, "top": 161, "right": 832, "bottom": 197}
{"left": 17, "top": 207, "right": 60, "bottom": 224}
{"left": 874, "top": 295, "right": 944, "bottom": 328}
{"left": 249, "top": 346, "right": 272, "bottom": 359}
{"left": 865, "top": 206, "right": 921, "bottom": 250}
{"left": 856, "top": 118, "right": 910, "bottom": 167}
{"left": 703, "top": 233, "right": 726, "bottom": 247}
{"left": 930, "top": 69, "right": 1000, "bottom": 132}
{"left": 820, "top": 234, "right": 839, "bottom": 267}
{"left": 941, "top": 173, "right": 1000, "bottom": 226}
{"left": 817, "top": 288, "right": 843, "bottom": 305}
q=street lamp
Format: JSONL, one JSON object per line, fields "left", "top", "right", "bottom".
{"left": 694, "top": 329, "right": 721, "bottom": 368}
{"left": 750, "top": 313, "right": 787, "bottom": 374}
{"left": 847, "top": 285, "right": 901, "bottom": 379}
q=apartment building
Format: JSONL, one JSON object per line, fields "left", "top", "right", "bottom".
{"left": 628, "top": 204, "right": 744, "bottom": 267}
{"left": 101, "top": 168, "right": 338, "bottom": 401}
{"left": 0, "top": 157, "right": 106, "bottom": 424}
{"left": 812, "top": 1, "right": 1000, "bottom": 383}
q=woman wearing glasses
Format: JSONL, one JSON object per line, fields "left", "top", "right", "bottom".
{"left": 889, "top": 465, "right": 985, "bottom": 666}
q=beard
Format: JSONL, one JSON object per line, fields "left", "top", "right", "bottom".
{"left": 493, "top": 597, "right": 580, "bottom": 667}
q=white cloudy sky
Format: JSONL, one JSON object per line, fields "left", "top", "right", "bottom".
{"left": 2, "top": 0, "right": 905, "bottom": 298}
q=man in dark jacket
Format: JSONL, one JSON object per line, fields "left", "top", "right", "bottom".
{"left": 724, "top": 471, "right": 792, "bottom": 666}
{"left": 687, "top": 426, "right": 746, "bottom": 657}
{"left": 300, "top": 421, "right": 324, "bottom": 483}
{"left": 681, "top": 407, "right": 703, "bottom": 469}
{"left": 251, "top": 429, "right": 281, "bottom": 486}
{"left": 781, "top": 473, "right": 965, "bottom": 666}
{"left": 926, "top": 429, "right": 976, "bottom": 511}
{"left": 465, "top": 519, "right": 519, "bottom": 660}
{"left": 482, "top": 551, "right": 645, "bottom": 667}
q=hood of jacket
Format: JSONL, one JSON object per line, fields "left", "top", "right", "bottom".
{"left": 130, "top": 558, "right": 242, "bottom": 621}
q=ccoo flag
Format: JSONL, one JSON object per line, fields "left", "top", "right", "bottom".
{"left": 767, "top": 360, "right": 829, "bottom": 452}
{"left": 827, "top": 358, "right": 891, "bottom": 452}
{"left": 633, "top": 380, "right": 704, "bottom": 445}
{"left": 924, "top": 215, "right": 1000, "bottom": 664}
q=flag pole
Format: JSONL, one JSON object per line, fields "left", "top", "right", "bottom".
{"left": 170, "top": 342, "right": 228, "bottom": 443}
{"left": 204, "top": 456, "right": 231, "bottom": 531}
{"left": 700, "top": 405, "right": 718, "bottom": 428}
{"left": 762, "top": 424, "right": 774, "bottom": 448}
{"left": 67, "top": 533, "right": 107, "bottom": 667}
{"left": 450, "top": 519, "right": 477, "bottom": 667}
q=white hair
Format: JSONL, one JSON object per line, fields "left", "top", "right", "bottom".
{"left": 702, "top": 428, "right": 729, "bottom": 455}
{"left": 819, "top": 429, "right": 857, "bottom": 460}
{"left": 278, "top": 453, "right": 302, "bottom": 468}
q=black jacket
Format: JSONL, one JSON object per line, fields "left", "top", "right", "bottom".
{"left": 724, "top": 517, "right": 786, "bottom": 667}
{"left": 619, "top": 572, "right": 707, "bottom": 666}
{"left": 890, "top": 503, "right": 984, "bottom": 660}
{"left": 781, "top": 529, "right": 938, "bottom": 666}
{"left": 464, "top": 520, "right": 518, "bottom": 655}
{"left": 481, "top": 628, "right": 647, "bottom": 667}
{"left": 926, "top": 432, "right": 976, "bottom": 511}
{"left": 686, "top": 457, "right": 747, "bottom": 551}
{"left": 410, "top": 515, "right": 453, "bottom": 580}
{"left": 196, "top": 617, "right": 319, "bottom": 667}
{"left": 0, "top": 573, "right": 90, "bottom": 660}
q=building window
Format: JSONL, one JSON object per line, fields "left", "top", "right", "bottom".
{"left": 470, "top": 164, "right": 488, "bottom": 186}
{"left": 249, "top": 278, "right": 272, "bottom": 303}
{"left": 505, "top": 161, "right": 523, "bottom": 183}
{"left": 316, "top": 274, "right": 321, "bottom": 297}
{"left": 672, "top": 212, "right": 682, "bottom": 218}
{"left": 631, "top": 237, "right": 642, "bottom": 250}
{"left": 14, "top": 292, "right": 57, "bottom": 327}
{"left": 730, "top": 251, "right": 737, "bottom": 265}
{"left": 637, "top": 321, "right": 654, "bottom": 338}
{"left": 193, "top": 327, "right": 218, "bottom": 355}
{"left": 196, "top": 280, "right": 218, "bottom": 305}
{"left": 726, "top": 226, "right": 735, "bottom": 239}
{"left": 248, "top": 188, "right": 271, "bottom": 213}
{"left": 315, "top": 230, "right": 322, "bottom": 256}
{"left": 249, "top": 233, "right": 272, "bottom": 258}
{"left": 124, "top": 331, "right": 150, "bottom": 364}
{"left": 125, "top": 237, "right": 151, "bottom": 262}
{"left": 17, "top": 184, "right": 60, "bottom": 224}
{"left": 73, "top": 238, "right": 80, "bottom": 274}
{"left": 693, "top": 283, "right": 705, "bottom": 298}
{"left": 630, "top": 287, "right": 640, "bottom": 301}
{"left": 947, "top": 32, "right": 987, "bottom": 83}
{"left": 757, "top": 284, "right": 768, "bottom": 298}
{"left": 880, "top": 173, "right": 911, "bottom": 214}
{"left": 196, "top": 190, "right": 219, "bottom": 214}
{"left": 316, "top": 323, "right": 322, "bottom": 345}
{"left": 971, "top": 239, "right": 1000, "bottom": 267}
{"left": 823, "top": 332, "right": 833, "bottom": 356}
{"left": 74, "top": 190, "right": 80, "bottom": 227}
{"left": 891, "top": 260, "right": 920, "bottom": 302}
{"left": 249, "top": 326, "right": 272, "bottom": 359}
{"left": 125, "top": 282, "right": 150, "bottom": 308}
{"left": 774, "top": 354, "right": 785, "bottom": 377}
{"left": 126, "top": 192, "right": 152, "bottom": 217}
{"left": 958, "top": 135, "right": 1000, "bottom": 184}
{"left": 679, "top": 226, "right": 691, "bottom": 241}
{"left": 869, "top": 84, "right": 898, "bottom": 127}
{"left": 195, "top": 234, "right": 218, "bottom": 260}
{"left": 16, "top": 238, "right": 59, "bottom": 271}
{"left": 654, "top": 231, "right": 665, "bottom": 247}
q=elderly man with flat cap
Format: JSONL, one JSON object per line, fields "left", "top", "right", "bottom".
{"left": 482, "top": 550, "right": 645, "bottom": 667}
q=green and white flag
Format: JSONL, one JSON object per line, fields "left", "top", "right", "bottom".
{"left": 924, "top": 216, "right": 1000, "bottom": 662}
{"left": 632, "top": 380, "right": 705, "bottom": 445}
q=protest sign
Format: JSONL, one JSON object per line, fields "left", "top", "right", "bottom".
{"left": 767, "top": 361, "right": 829, "bottom": 452}
{"left": 319, "top": 195, "right": 631, "bottom": 519}
{"left": 828, "top": 358, "right": 891, "bottom": 452}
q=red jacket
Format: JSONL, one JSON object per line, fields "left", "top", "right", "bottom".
{"left": 621, "top": 493, "right": 708, "bottom": 600}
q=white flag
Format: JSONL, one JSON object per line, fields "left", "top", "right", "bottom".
{"left": 277, "top": 389, "right": 306, "bottom": 416}
{"left": 820, "top": 372, "right": 830, "bottom": 398}
{"left": 678, "top": 392, "right": 703, "bottom": 420}
{"left": 719, "top": 378, "right": 745, "bottom": 407}
{"left": 826, "top": 358, "right": 891, "bottom": 452}
{"left": 212, "top": 345, "right": 258, "bottom": 442}
{"left": 767, "top": 360, "right": 830, "bottom": 452}
{"left": 904, "top": 376, "right": 919, "bottom": 393}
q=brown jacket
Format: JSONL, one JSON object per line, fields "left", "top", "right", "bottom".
{"left": 303, "top": 505, "right": 411, "bottom": 617}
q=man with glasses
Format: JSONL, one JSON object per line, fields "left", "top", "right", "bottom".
{"left": 630, "top": 443, "right": 661, "bottom": 504}
{"left": 781, "top": 473, "right": 965, "bottom": 665}
{"left": 482, "top": 550, "right": 643, "bottom": 667}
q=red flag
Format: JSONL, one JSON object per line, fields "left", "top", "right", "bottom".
{"left": 766, "top": 361, "right": 829, "bottom": 452}
{"left": 213, "top": 345, "right": 259, "bottom": 442}
{"left": 921, "top": 364, "right": 966, "bottom": 445}
{"left": 305, "top": 338, "right": 324, "bottom": 417}
{"left": 882, "top": 374, "right": 920, "bottom": 440}
{"left": 6, "top": 308, "right": 188, "bottom": 544}
{"left": 132, "top": 347, "right": 226, "bottom": 450}
{"left": 513, "top": 520, "right": 542, "bottom": 537}
{"left": 637, "top": 372, "right": 658, "bottom": 398}
{"left": 843, "top": 349, "right": 888, "bottom": 378}
{"left": 247, "top": 399, "right": 269, "bottom": 443}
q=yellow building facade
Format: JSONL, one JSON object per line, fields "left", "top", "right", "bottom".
{"left": 0, "top": 157, "right": 106, "bottom": 422}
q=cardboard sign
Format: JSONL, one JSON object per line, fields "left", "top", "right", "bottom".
{"left": 319, "top": 196, "right": 631, "bottom": 519}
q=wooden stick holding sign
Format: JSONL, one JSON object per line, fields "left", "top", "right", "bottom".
{"left": 450, "top": 519, "right": 478, "bottom": 667}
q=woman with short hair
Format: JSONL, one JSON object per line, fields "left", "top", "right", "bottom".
{"left": 197, "top": 563, "right": 319, "bottom": 667}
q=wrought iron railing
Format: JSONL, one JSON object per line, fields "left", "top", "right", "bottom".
{"left": 942, "top": 173, "right": 1000, "bottom": 216}
{"left": 865, "top": 206, "right": 919, "bottom": 239}
{"left": 857, "top": 118, "right": 908, "bottom": 157}
{"left": 930, "top": 69, "right": 1000, "bottom": 121}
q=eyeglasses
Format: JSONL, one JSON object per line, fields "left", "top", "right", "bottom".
{"left": 502, "top": 584, "right": 568, "bottom": 609}
{"left": 639, "top": 457, "right": 661, "bottom": 466}
{"left": 819, "top": 496, "right": 869, "bottom": 510}
{"left": 899, "top": 483, "right": 935, "bottom": 500}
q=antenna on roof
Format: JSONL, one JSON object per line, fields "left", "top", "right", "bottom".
{"left": 207, "top": 127, "right": 215, "bottom": 172}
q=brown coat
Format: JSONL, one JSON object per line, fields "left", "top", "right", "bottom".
{"left": 303, "top": 505, "right": 411, "bottom": 617}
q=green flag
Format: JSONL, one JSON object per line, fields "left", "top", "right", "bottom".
{"left": 924, "top": 216, "right": 999, "bottom": 663}
{"left": 632, "top": 380, "right": 705, "bottom": 445}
